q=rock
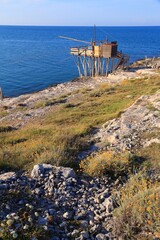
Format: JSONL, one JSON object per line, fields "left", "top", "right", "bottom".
{"left": 96, "top": 189, "right": 109, "bottom": 203}
{"left": 31, "top": 164, "right": 53, "bottom": 178}
{"left": 6, "top": 219, "right": 14, "bottom": 227}
{"left": 49, "top": 209, "right": 56, "bottom": 215}
{"left": 0, "top": 172, "right": 16, "bottom": 181}
{"left": 18, "top": 200, "right": 24, "bottom": 205}
{"left": 107, "top": 134, "right": 118, "bottom": 144}
{"left": 95, "top": 233, "right": 107, "bottom": 240}
{"left": 58, "top": 167, "right": 76, "bottom": 179}
{"left": 63, "top": 211, "right": 73, "bottom": 220}
{"left": 5, "top": 204, "right": 10, "bottom": 210}
{"left": 0, "top": 184, "right": 8, "bottom": 190}
{"left": 47, "top": 215, "right": 54, "bottom": 224}
{"left": 105, "top": 223, "right": 113, "bottom": 232}
{"left": 80, "top": 220, "right": 88, "bottom": 229}
{"left": 75, "top": 211, "right": 87, "bottom": 220}
{"left": 71, "top": 229, "right": 79, "bottom": 237}
{"left": 34, "top": 188, "right": 41, "bottom": 194}
{"left": 102, "top": 197, "right": 113, "bottom": 213}
{"left": 38, "top": 216, "right": 47, "bottom": 225}
{"left": 59, "top": 221, "right": 67, "bottom": 228}
{"left": 90, "top": 225, "right": 101, "bottom": 234}
{"left": 80, "top": 231, "right": 89, "bottom": 239}
{"left": 31, "top": 165, "right": 76, "bottom": 179}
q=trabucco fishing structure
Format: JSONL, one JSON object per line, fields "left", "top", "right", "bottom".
{"left": 59, "top": 28, "right": 129, "bottom": 78}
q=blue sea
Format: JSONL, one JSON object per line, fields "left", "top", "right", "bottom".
{"left": 0, "top": 26, "right": 160, "bottom": 97}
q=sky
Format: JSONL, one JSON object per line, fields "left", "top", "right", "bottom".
{"left": 0, "top": 0, "right": 160, "bottom": 26}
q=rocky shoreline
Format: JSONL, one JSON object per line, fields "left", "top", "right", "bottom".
{"left": 0, "top": 58, "right": 159, "bottom": 129}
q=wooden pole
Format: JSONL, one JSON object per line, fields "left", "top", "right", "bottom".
{"left": 100, "top": 58, "right": 103, "bottom": 75}
{"left": 78, "top": 55, "right": 82, "bottom": 77}
{"left": 84, "top": 56, "right": 87, "bottom": 77}
{"left": 89, "top": 57, "right": 92, "bottom": 77}
{"left": 95, "top": 58, "right": 97, "bottom": 76}
{"left": 111, "top": 58, "right": 115, "bottom": 73}
{"left": 98, "top": 58, "right": 100, "bottom": 75}
{"left": 106, "top": 58, "right": 110, "bottom": 76}
{"left": 102, "top": 59, "right": 104, "bottom": 75}
{"left": 86, "top": 57, "right": 91, "bottom": 76}
{"left": 0, "top": 87, "right": 3, "bottom": 101}
{"left": 92, "top": 57, "right": 94, "bottom": 77}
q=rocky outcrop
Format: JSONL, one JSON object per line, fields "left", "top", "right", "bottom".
{"left": 129, "top": 57, "right": 160, "bottom": 69}
{"left": 95, "top": 91, "right": 160, "bottom": 152}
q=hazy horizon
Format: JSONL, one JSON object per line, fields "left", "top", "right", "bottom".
{"left": 0, "top": 0, "right": 160, "bottom": 27}
{"left": 0, "top": 25, "right": 160, "bottom": 27}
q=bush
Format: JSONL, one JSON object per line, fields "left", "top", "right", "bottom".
{"left": 113, "top": 172, "right": 160, "bottom": 239}
{"left": 79, "top": 151, "right": 134, "bottom": 177}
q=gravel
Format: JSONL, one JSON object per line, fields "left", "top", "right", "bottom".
{"left": 0, "top": 165, "right": 115, "bottom": 239}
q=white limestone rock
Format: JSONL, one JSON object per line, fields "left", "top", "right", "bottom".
{"left": 31, "top": 164, "right": 53, "bottom": 178}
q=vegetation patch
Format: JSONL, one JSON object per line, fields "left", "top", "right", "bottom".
{"left": 0, "top": 110, "right": 8, "bottom": 118}
{"left": 0, "top": 126, "right": 15, "bottom": 133}
{"left": 113, "top": 172, "right": 160, "bottom": 239}
{"left": 136, "top": 143, "right": 160, "bottom": 170}
{"left": 80, "top": 151, "right": 128, "bottom": 176}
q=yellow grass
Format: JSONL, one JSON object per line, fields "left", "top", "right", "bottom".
{"left": 113, "top": 172, "right": 160, "bottom": 239}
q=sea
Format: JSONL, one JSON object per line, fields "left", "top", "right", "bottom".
{"left": 0, "top": 26, "right": 160, "bottom": 97}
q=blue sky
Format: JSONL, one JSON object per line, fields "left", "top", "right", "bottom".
{"left": 0, "top": 0, "right": 160, "bottom": 26}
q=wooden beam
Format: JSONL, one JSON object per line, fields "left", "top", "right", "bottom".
{"left": 0, "top": 87, "right": 3, "bottom": 101}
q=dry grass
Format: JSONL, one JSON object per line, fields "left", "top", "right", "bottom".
{"left": 113, "top": 172, "right": 160, "bottom": 239}
{"left": 0, "top": 75, "right": 160, "bottom": 170}
{"left": 79, "top": 151, "right": 132, "bottom": 177}
{"left": 0, "top": 110, "right": 8, "bottom": 118}
{"left": 138, "top": 143, "right": 160, "bottom": 170}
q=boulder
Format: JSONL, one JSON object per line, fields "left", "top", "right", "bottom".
{"left": 31, "top": 164, "right": 53, "bottom": 178}
{"left": 31, "top": 164, "right": 76, "bottom": 179}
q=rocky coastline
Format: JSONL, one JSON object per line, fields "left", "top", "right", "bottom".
{"left": 0, "top": 58, "right": 159, "bottom": 129}
{"left": 0, "top": 57, "right": 160, "bottom": 240}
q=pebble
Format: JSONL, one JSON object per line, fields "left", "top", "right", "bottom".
{"left": 96, "top": 233, "right": 107, "bottom": 240}
{"left": 63, "top": 212, "right": 73, "bottom": 220}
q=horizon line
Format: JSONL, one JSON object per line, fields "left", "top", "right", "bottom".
{"left": 0, "top": 24, "right": 160, "bottom": 27}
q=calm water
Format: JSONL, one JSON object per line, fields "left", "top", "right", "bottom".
{"left": 0, "top": 26, "right": 160, "bottom": 97}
